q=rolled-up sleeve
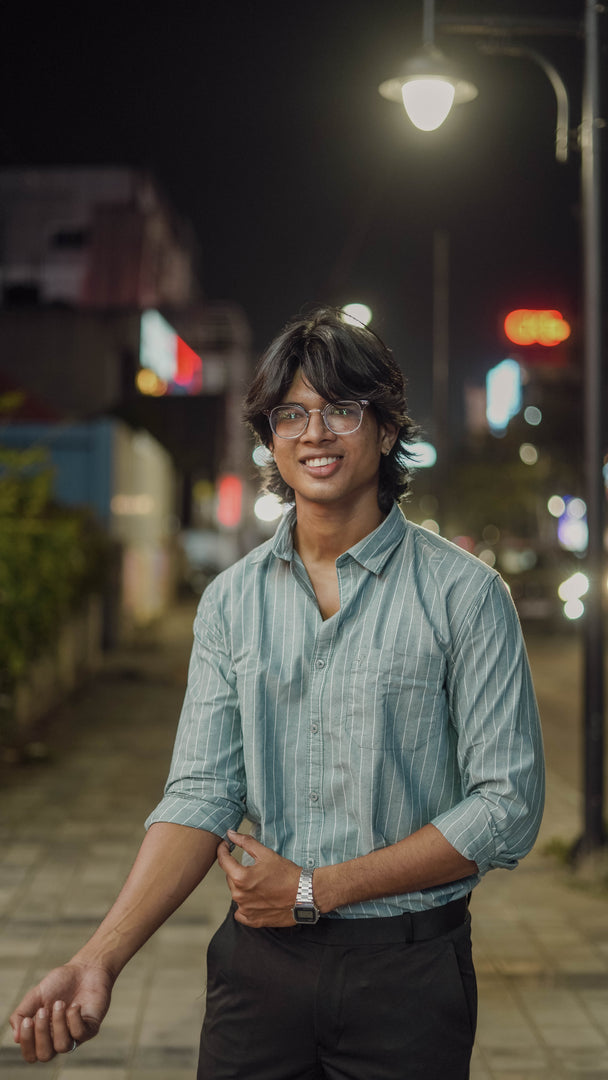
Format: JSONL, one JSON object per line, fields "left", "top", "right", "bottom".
{"left": 432, "top": 575, "right": 545, "bottom": 874}
{"left": 145, "top": 598, "right": 246, "bottom": 838}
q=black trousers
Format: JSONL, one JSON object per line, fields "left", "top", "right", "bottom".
{"left": 197, "top": 900, "right": 477, "bottom": 1080}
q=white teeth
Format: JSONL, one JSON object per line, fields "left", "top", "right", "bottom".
{"left": 305, "top": 456, "right": 339, "bottom": 467}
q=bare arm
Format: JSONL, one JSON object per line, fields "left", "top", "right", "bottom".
{"left": 314, "top": 824, "right": 477, "bottom": 912}
{"left": 217, "top": 825, "right": 477, "bottom": 927}
{"left": 10, "top": 823, "right": 222, "bottom": 1063}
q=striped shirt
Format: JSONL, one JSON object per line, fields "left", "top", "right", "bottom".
{"left": 146, "top": 502, "right": 545, "bottom": 916}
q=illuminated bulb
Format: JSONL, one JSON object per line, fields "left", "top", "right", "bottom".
{"left": 401, "top": 79, "right": 455, "bottom": 130}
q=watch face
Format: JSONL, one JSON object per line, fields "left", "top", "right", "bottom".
{"left": 293, "top": 905, "right": 319, "bottom": 924}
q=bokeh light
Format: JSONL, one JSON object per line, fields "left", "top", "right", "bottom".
{"left": 254, "top": 493, "right": 283, "bottom": 523}
{"left": 341, "top": 303, "right": 372, "bottom": 326}
{"left": 547, "top": 495, "right": 566, "bottom": 518}
{"left": 524, "top": 406, "right": 542, "bottom": 426}
{"left": 519, "top": 443, "right": 538, "bottom": 465}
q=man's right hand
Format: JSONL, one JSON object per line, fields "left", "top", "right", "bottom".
{"left": 9, "top": 961, "right": 113, "bottom": 1063}
{"left": 8, "top": 823, "right": 224, "bottom": 1064}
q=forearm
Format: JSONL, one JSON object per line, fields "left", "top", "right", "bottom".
{"left": 71, "top": 822, "right": 222, "bottom": 977}
{"left": 313, "top": 824, "right": 478, "bottom": 913}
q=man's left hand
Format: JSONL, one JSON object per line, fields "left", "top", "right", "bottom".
{"left": 216, "top": 831, "right": 301, "bottom": 927}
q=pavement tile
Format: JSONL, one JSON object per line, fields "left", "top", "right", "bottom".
{"left": 538, "top": 1026, "right": 607, "bottom": 1050}
{"left": 56, "top": 1071, "right": 128, "bottom": 1080}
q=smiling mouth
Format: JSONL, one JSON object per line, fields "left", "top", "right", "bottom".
{"left": 302, "top": 456, "right": 342, "bottom": 468}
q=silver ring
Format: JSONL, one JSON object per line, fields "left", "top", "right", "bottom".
{"left": 68, "top": 1039, "right": 79, "bottom": 1053}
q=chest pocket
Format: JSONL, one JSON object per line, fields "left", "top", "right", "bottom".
{"left": 346, "top": 647, "right": 447, "bottom": 751}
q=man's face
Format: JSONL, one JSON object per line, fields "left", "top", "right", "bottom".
{"left": 269, "top": 371, "right": 396, "bottom": 514}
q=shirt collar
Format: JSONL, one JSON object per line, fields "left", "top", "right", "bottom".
{"left": 263, "top": 501, "right": 407, "bottom": 576}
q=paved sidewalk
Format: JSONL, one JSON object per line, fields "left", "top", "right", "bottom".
{"left": 1, "top": 600, "right": 607, "bottom": 1079}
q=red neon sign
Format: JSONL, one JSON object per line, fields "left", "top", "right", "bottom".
{"left": 504, "top": 309, "right": 571, "bottom": 347}
{"left": 216, "top": 474, "right": 243, "bottom": 528}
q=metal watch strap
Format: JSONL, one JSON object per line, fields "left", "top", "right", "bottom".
{"left": 296, "top": 868, "right": 315, "bottom": 905}
{"left": 292, "top": 868, "right": 320, "bottom": 924}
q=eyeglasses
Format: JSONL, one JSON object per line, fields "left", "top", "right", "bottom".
{"left": 266, "top": 400, "right": 370, "bottom": 439}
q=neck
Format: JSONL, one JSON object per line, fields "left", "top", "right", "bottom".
{"left": 293, "top": 498, "right": 387, "bottom": 564}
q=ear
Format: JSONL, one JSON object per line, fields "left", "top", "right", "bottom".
{"left": 378, "top": 422, "right": 398, "bottom": 456}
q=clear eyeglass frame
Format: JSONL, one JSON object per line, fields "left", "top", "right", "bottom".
{"left": 266, "top": 399, "right": 370, "bottom": 439}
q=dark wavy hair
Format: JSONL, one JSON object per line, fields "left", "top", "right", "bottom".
{"left": 243, "top": 307, "right": 419, "bottom": 512}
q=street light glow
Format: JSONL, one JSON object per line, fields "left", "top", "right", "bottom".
{"left": 401, "top": 78, "right": 455, "bottom": 130}
{"left": 378, "top": 46, "right": 477, "bottom": 131}
{"left": 341, "top": 303, "right": 372, "bottom": 326}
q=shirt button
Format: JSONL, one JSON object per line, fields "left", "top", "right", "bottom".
{"left": 315, "top": 659, "right": 325, "bottom": 669}
{"left": 311, "top": 723, "right": 319, "bottom": 734}
{"left": 306, "top": 858, "right": 315, "bottom": 867}
{"left": 310, "top": 792, "right": 319, "bottom": 802}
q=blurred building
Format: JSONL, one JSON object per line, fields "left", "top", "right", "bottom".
{"left": 0, "top": 166, "right": 194, "bottom": 310}
{"left": 0, "top": 166, "right": 253, "bottom": 628}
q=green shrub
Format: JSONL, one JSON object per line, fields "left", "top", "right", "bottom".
{"left": 0, "top": 443, "right": 109, "bottom": 692}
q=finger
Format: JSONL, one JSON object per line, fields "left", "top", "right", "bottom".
{"left": 50, "top": 1000, "right": 73, "bottom": 1054}
{"left": 67, "top": 1001, "right": 101, "bottom": 1043}
{"left": 216, "top": 842, "right": 245, "bottom": 878}
{"left": 34, "top": 1006, "right": 56, "bottom": 1062}
{"left": 233, "top": 906, "right": 250, "bottom": 925}
{"left": 17, "top": 1016, "right": 37, "bottom": 1063}
{"left": 10, "top": 989, "right": 43, "bottom": 1037}
{"left": 226, "top": 830, "right": 261, "bottom": 859}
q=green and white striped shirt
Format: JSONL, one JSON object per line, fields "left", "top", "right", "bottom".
{"left": 146, "top": 502, "right": 545, "bottom": 916}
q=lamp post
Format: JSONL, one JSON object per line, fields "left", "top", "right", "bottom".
{"left": 380, "top": 1, "right": 606, "bottom": 853}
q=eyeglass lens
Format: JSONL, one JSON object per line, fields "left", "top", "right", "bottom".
{"left": 270, "top": 401, "right": 363, "bottom": 438}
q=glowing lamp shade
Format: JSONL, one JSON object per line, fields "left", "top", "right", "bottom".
{"left": 401, "top": 78, "right": 456, "bottom": 130}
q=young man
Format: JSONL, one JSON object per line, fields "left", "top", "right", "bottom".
{"left": 11, "top": 308, "right": 544, "bottom": 1079}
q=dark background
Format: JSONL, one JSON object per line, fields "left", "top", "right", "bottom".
{"left": 0, "top": 0, "right": 596, "bottom": 435}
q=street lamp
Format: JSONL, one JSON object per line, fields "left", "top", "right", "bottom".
{"left": 379, "top": 2, "right": 477, "bottom": 130}
{"left": 380, "top": 1, "right": 606, "bottom": 855}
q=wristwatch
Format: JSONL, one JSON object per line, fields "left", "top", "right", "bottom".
{"left": 292, "top": 868, "right": 320, "bottom": 924}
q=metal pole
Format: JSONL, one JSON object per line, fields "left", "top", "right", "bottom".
{"left": 432, "top": 229, "right": 450, "bottom": 534}
{"left": 423, "top": 0, "right": 436, "bottom": 47}
{"left": 580, "top": 0, "right": 605, "bottom": 853}
{"left": 432, "top": 230, "right": 450, "bottom": 493}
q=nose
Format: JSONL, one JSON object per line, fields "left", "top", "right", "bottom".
{"left": 302, "top": 409, "right": 335, "bottom": 441}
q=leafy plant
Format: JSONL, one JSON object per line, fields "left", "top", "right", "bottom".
{"left": 0, "top": 440, "right": 108, "bottom": 720}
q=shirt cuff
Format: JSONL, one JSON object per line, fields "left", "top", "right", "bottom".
{"left": 432, "top": 796, "right": 519, "bottom": 875}
{"left": 145, "top": 794, "right": 244, "bottom": 839}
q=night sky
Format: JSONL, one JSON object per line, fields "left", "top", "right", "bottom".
{"left": 1, "top": 0, "right": 594, "bottom": 436}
